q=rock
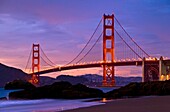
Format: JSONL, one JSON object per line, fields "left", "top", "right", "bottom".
{"left": 4, "top": 79, "right": 36, "bottom": 90}
{"left": 105, "top": 80, "right": 170, "bottom": 99}
{"left": 9, "top": 81, "right": 104, "bottom": 99}
{"left": 0, "top": 97, "right": 7, "bottom": 100}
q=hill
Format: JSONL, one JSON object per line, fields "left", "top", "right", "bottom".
{"left": 0, "top": 63, "right": 30, "bottom": 87}
{"left": 0, "top": 63, "right": 142, "bottom": 87}
{"left": 56, "top": 74, "right": 142, "bottom": 86}
{"left": 56, "top": 75, "right": 88, "bottom": 85}
{"left": 0, "top": 63, "right": 56, "bottom": 87}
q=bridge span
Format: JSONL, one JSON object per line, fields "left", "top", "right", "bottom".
{"left": 25, "top": 13, "right": 170, "bottom": 86}
{"left": 32, "top": 60, "right": 151, "bottom": 75}
{"left": 30, "top": 58, "right": 170, "bottom": 84}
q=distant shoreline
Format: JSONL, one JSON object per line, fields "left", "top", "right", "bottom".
{"left": 63, "top": 96, "right": 170, "bottom": 112}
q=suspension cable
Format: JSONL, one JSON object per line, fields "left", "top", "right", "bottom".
{"left": 76, "top": 32, "right": 103, "bottom": 63}
{"left": 66, "top": 18, "right": 103, "bottom": 65}
{"left": 40, "top": 56, "right": 55, "bottom": 67}
{"left": 115, "top": 16, "right": 150, "bottom": 57}
{"left": 115, "top": 29, "right": 142, "bottom": 59}
{"left": 29, "top": 66, "right": 32, "bottom": 73}
{"left": 25, "top": 46, "right": 33, "bottom": 72}
{"left": 40, "top": 47, "right": 56, "bottom": 66}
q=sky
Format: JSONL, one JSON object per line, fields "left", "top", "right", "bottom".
{"left": 0, "top": 0, "right": 170, "bottom": 78}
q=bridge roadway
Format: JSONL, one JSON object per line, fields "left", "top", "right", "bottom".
{"left": 30, "top": 60, "right": 159, "bottom": 75}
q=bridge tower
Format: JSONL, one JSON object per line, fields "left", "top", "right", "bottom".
{"left": 102, "top": 14, "right": 115, "bottom": 86}
{"left": 30, "top": 44, "right": 40, "bottom": 84}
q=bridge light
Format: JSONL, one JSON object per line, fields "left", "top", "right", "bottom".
{"left": 102, "top": 98, "right": 107, "bottom": 103}
{"left": 167, "top": 75, "right": 169, "bottom": 80}
{"left": 136, "top": 62, "right": 138, "bottom": 66}
{"left": 161, "top": 75, "right": 165, "bottom": 81}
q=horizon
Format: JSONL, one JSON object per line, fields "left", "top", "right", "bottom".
{"left": 0, "top": 0, "right": 170, "bottom": 78}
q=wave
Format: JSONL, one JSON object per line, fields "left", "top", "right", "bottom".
{"left": 0, "top": 99, "right": 104, "bottom": 112}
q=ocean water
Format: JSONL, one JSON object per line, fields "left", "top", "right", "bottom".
{"left": 0, "top": 88, "right": 105, "bottom": 112}
{"left": 96, "top": 87, "right": 118, "bottom": 93}
{"left": 0, "top": 88, "right": 22, "bottom": 99}
{"left": 0, "top": 99, "right": 104, "bottom": 112}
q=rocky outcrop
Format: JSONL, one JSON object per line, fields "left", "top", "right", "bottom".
{"left": 105, "top": 80, "right": 170, "bottom": 99}
{"left": 0, "top": 97, "right": 7, "bottom": 100}
{"left": 4, "top": 79, "right": 36, "bottom": 90}
{"left": 9, "top": 81, "right": 104, "bottom": 99}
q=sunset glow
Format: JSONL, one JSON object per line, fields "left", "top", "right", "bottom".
{"left": 0, "top": 0, "right": 170, "bottom": 78}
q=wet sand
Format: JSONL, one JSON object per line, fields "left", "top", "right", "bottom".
{"left": 63, "top": 96, "right": 170, "bottom": 112}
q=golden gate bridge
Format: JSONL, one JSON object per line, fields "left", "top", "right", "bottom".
{"left": 24, "top": 14, "right": 170, "bottom": 87}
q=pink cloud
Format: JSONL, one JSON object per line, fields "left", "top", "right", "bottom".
{"left": 0, "top": 0, "right": 169, "bottom": 78}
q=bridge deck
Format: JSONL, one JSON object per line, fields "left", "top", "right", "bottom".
{"left": 29, "top": 60, "right": 159, "bottom": 75}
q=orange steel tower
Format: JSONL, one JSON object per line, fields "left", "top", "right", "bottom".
{"left": 102, "top": 14, "right": 115, "bottom": 86}
{"left": 31, "top": 44, "right": 40, "bottom": 84}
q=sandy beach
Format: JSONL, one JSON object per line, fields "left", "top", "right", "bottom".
{"left": 63, "top": 96, "right": 170, "bottom": 112}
